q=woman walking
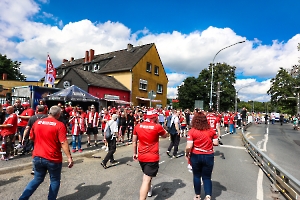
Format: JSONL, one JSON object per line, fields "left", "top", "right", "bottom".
{"left": 185, "top": 112, "right": 219, "bottom": 200}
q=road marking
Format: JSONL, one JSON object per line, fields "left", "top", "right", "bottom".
{"left": 255, "top": 126, "right": 269, "bottom": 200}
{"left": 159, "top": 160, "right": 165, "bottom": 165}
{"left": 219, "top": 145, "right": 245, "bottom": 150}
{"left": 257, "top": 169, "right": 264, "bottom": 200}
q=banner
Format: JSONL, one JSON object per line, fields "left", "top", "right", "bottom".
{"left": 44, "top": 55, "right": 56, "bottom": 85}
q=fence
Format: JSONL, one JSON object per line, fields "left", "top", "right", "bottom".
{"left": 242, "top": 124, "right": 300, "bottom": 200}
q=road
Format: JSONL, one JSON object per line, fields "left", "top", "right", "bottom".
{"left": 244, "top": 121, "right": 300, "bottom": 181}
{"left": 0, "top": 125, "right": 288, "bottom": 200}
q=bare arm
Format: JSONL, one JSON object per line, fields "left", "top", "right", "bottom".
{"left": 61, "top": 141, "right": 74, "bottom": 168}
{"left": 132, "top": 135, "right": 138, "bottom": 161}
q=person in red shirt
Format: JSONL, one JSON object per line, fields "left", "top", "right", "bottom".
{"left": 0, "top": 106, "right": 18, "bottom": 160}
{"left": 35, "top": 100, "right": 48, "bottom": 114}
{"left": 206, "top": 109, "right": 221, "bottom": 139}
{"left": 132, "top": 110, "right": 168, "bottom": 199}
{"left": 85, "top": 104, "right": 100, "bottom": 147}
{"left": 17, "top": 102, "right": 35, "bottom": 148}
{"left": 185, "top": 112, "right": 219, "bottom": 200}
{"left": 19, "top": 106, "right": 73, "bottom": 200}
{"left": 229, "top": 112, "right": 237, "bottom": 134}
{"left": 223, "top": 112, "right": 230, "bottom": 133}
{"left": 2, "top": 100, "right": 11, "bottom": 110}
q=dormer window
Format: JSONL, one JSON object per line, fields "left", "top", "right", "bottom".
{"left": 154, "top": 66, "right": 159, "bottom": 75}
{"left": 83, "top": 65, "right": 88, "bottom": 71}
{"left": 146, "top": 62, "right": 152, "bottom": 73}
{"left": 93, "top": 64, "right": 99, "bottom": 71}
{"left": 88, "top": 65, "right": 93, "bottom": 71}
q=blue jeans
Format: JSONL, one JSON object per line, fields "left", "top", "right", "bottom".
{"left": 229, "top": 124, "right": 236, "bottom": 133}
{"left": 190, "top": 153, "right": 214, "bottom": 196}
{"left": 19, "top": 157, "right": 62, "bottom": 200}
{"left": 72, "top": 134, "right": 82, "bottom": 150}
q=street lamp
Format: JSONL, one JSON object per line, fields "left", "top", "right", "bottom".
{"left": 209, "top": 40, "right": 245, "bottom": 109}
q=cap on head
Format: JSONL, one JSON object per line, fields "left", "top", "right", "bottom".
{"left": 112, "top": 114, "right": 118, "bottom": 120}
{"left": 146, "top": 109, "right": 158, "bottom": 119}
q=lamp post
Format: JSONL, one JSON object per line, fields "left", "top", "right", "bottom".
{"left": 209, "top": 40, "right": 245, "bottom": 109}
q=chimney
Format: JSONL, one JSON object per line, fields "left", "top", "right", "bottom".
{"left": 3, "top": 73, "right": 7, "bottom": 80}
{"left": 85, "top": 51, "right": 89, "bottom": 63}
{"left": 70, "top": 57, "right": 74, "bottom": 61}
{"left": 89, "top": 49, "right": 94, "bottom": 62}
{"left": 62, "top": 59, "right": 68, "bottom": 63}
{"left": 127, "top": 43, "right": 133, "bottom": 51}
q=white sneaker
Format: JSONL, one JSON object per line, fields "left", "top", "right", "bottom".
{"left": 147, "top": 185, "right": 153, "bottom": 197}
{"left": 204, "top": 195, "right": 211, "bottom": 200}
{"left": 16, "top": 144, "right": 23, "bottom": 149}
{"left": 101, "top": 146, "right": 107, "bottom": 149}
{"left": 105, "top": 147, "right": 109, "bottom": 152}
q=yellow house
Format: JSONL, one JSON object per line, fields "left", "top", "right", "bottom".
{"left": 0, "top": 74, "right": 43, "bottom": 99}
{"left": 56, "top": 43, "right": 168, "bottom": 107}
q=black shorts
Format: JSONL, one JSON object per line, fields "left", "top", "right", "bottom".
{"left": 86, "top": 127, "right": 98, "bottom": 135}
{"left": 139, "top": 161, "right": 159, "bottom": 177}
{"left": 224, "top": 124, "right": 228, "bottom": 127}
{"left": 242, "top": 118, "right": 246, "bottom": 123}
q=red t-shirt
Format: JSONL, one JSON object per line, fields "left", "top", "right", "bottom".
{"left": 206, "top": 114, "right": 219, "bottom": 130}
{"left": 30, "top": 117, "right": 67, "bottom": 163}
{"left": 187, "top": 128, "right": 218, "bottom": 154}
{"left": 101, "top": 114, "right": 111, "bottom": 129}
{"left": 224, "top": 115, "right": 229, "bottom": 124}
{"left": 18, "top": 108, "right": 35, "bottom": 127}
{"left": 133, "top": 121, "right": 166, "bottom": 162}
{"left": 0, "top": 113, "right": 18, "bottom": 136}
{"left": 230, "top": 114, "right": 236, "bottom": 124}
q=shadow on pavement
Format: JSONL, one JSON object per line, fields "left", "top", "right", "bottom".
{"left": 0, "top": 176, "right": 23, "bottom": 187}
{"left": 152, "top": 179, "right": 186, "bottom": 200}
{"left": 57, "top": 181, "right": 112, "bottom": 200}
{"left": 211, "top": 181, "right": 227, "bottom": 200}
{"left": 214, "top": 150, "right": 225, "bottom": 159}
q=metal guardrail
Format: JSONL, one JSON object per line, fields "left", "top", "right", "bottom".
{"left": 242, "top": 123, "right": 300, "bottom": 200}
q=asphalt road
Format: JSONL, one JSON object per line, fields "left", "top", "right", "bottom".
{"left": 244, "top": 121, "right": 300, "bottom": 181}
{"left": 0, "top": 126, "right": 286, "bottom": 200}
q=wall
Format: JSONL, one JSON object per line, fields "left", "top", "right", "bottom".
{"left": 88, "top": 86, "right": 130, "bottom": 102}
{"left": 56, "top": 70, "right": 88, "bottom": 91}
{"left": 131, "top": 45, "right": 168, "bottom": 107}
{"left": 104, "top": 72, "right": 132, "bottom": 90}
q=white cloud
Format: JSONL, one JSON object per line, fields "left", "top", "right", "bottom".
{"left": 0, "top": 0, "right": 299, "bottom": 103}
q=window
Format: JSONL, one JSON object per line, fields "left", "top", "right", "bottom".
{"left": 157, "top": 84, "right": 163, "bottom": 94}
{"left": 83, "top": 65, "right": 88, "bottom": 71}
{"left": 88, "top": 65, "right": 93, "bottom": 71}
{"left": 139, "top": 79, "right": 148, "bottom": 90}
{"left": 146, "top": 62, "right": 152, "bottom": 73}
{"left": 93, "top": 63, "right": 99, "bottom": 71}
{"left": 154, "top": 66, "right": 159, "bottom": 75}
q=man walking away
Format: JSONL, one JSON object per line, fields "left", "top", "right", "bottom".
{"left": 101, "top": 114, "right": 119, "bottom": 169}
{"left": 19, "top": 106, "right": 74, "bottom": 200}
{"left": 132, "top": 109, "right": 168, "bottom": 200}
{"left": 166, "top": 110, "right": 181, "bottom": 158}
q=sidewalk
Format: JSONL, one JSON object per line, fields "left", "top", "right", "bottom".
{"left": 0, "top": 133, "right": 132, "bottom": 174}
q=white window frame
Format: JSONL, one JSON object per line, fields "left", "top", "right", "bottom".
{"left": 93, "top": 63, "right": 99, "bottom": 72}
{"left": 154, "top": 66, "right": 159, "bottom": 75}
{"left": 146, "top": 62, "right": 152, "bottom": 73}
{"left": 139, "top": 79, "right": 148, "bottom": 90}
{"left": 157, "top": 84, "right": 163, "bottom": 94}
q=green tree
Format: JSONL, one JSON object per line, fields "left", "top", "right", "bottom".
{"left": 267, "top": 67, "right": 299, "bottom": 114}
{"left": 0, "top": 54, "right": 26, "bottom": 81}
{"left": 177, "top": 63, "right": 236, "bottom": 111}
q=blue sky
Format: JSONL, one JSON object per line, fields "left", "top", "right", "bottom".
{"left": 0, "top": 0, "right": 299, "bottom": 102}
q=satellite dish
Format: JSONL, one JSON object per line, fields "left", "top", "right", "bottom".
{"left": 63, "top": 81, "right": 70, "bottom": 88}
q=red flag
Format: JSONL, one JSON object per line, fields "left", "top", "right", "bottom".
{"left": 44, "top": 55, "right": 56, "bottom": 85}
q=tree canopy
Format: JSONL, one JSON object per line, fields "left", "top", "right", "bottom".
{"left": 0, "top": 54, "right": 26, "bottom": 81}
{"left": 177, "top": 63, "right": 236, "bottom": 111}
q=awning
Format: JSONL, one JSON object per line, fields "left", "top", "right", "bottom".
{"left": 136, "top": 97, "right": 161, "bottom": 103}
{"left": 103, "top": 98, "right": 132, "bottom": 105}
